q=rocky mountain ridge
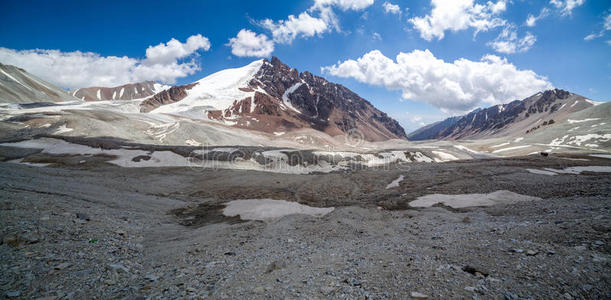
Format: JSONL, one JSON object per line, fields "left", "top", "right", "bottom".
{"left": 143, "top": 57, "right": 406, "bottom": 141}
{"left": 409, "top": 89, "right": 596, "bottom": 140}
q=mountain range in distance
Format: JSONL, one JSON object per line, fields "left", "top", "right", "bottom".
{"left": 0, "top": 58, "right": 609, "bottom": 158}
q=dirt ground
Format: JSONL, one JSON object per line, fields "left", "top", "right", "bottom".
{"left": 0, "top": 154, "right": 610, "bottom": 299}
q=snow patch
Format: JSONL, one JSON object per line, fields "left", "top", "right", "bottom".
{"left": 282, "top": 83, "right": 303, "bottom": 113}
{"left": 544, "top": 166, "right": 611, "bottom": 174}
{"left": 54, "top": 124, "right": 73, "bottom": 134}
{"left": 152, "top": 60, "right": 264, "bottom": 119}
{"left": 410, "top": 190, "right": 540, "bottom": 209}
{"left": 567, "top": 118, "right": 600, "bottom": 124}
{"left": 431, "top": 151, "right": 458, "bottom": 162}
{"left": 223, "top": 199, "right": 334, "bottom": 221}
{"left": 526, "top": 169, "right": 557, "bottom": 176}
{"left": 185, "top": 139, "right": 201, "bottom": 146}
{"left": 386, "top": 175, "right": 404, "bottom": 189}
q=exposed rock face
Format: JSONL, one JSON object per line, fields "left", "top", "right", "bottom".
{"left": 140, "top": 83, "right": 198, "bottom": 113}
{"left": 249, "top": 57, "right": 407, "bottom": 141}
{"left": 0, "top": 63, "right": 78, "bottom": 103}
{"left": 409, "top": 89, "right": 593, "bottom": 140}
{"left": 70, "top": 81, "right": 169, "bottom": 101}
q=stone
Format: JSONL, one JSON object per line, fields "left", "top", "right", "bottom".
{"left": 410, "top": 291, "right": 428, "bottom": 299}
{"left": 526, "top": 250, "right": 539, "bottom": 256}
{"left": 108, "top": 263, "right": 129, "bottom": 273}
{"left": 54, "top": 262, "right": 72, "bottom": 270}
{"left": 76, "top": 212, "right": 90, "bottom": 221}
{"left": 5, "top": 291, "right": 21, "bottom": 298}
{"left": 145, "top": 274, "right": 159, "bottom": 282}
{"left": 320, "top": 286, "right": 336, "bottom": 295}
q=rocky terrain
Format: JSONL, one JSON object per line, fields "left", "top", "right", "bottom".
{"left": 409, "top": 89, "right": 597, "bottom": 140}
{"left": 0, "top": 58, "right": 610, "bottom": 300}
{"left": 70, "top": 81, "right": 170, "bottom": 101}
{"left": 1, "top": 154, "right": 610, "bottom": 299}
{"left": 146, "top": 57, "right": 406, "bottom": 141}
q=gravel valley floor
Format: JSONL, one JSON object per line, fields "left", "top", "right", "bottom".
{"left": 0, "top": 155, "right": 610, "bottom": 299}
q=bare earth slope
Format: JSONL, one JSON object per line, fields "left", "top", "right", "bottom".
{"left": 0, "top": 63, "right": 79, "bottom": 104}
{"left": 70, "top": 81, "right": 170, "bottom": 101}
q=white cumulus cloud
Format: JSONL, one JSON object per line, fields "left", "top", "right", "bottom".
{"left": 488, "top": 25, "right": 536, "bottom": 54}
{"left": 383, "top": 2, "right": 401, "bottom": 15}
{"left": 321, "top": 49, "right": 552, "bottom": 113}
{"left": 0, "top": 34, "right": 211, "bottom": 89}
{"left": 409, "top": 0, "right": 507, "bottom": 41}
{"left": 261, "top": 0, "right": 374, "bottom": 44}
{"left": 262, "top": 11, "right": 331, "bottom": 44}
{"left": 550, "top": 0, "right": 585, "bottom": 16}
{"left": 311, "top": 0, "right": 374, "bottom": 11}
{"left": 143, "top": 34, "right": 210, "bottom": 65}
{"left": 227, "top": 29, "right": 274, "bottom": 57}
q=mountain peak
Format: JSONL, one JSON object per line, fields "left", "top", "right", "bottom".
{"left": 148, "top": 58, "right": 407, "bottom": 141}
{"left": 410, "top": 89, "right": 594, "bottom": 140}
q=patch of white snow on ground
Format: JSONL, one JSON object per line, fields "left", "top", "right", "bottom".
{"left": 567, "top": 118, "right": 601, "bottom": 124}
{"left": 185, "top": 139, "right": 201, "bottom": 146}
{"left": 54, "top": 124, "right": 73, "bottom": 134}
{"left": 514, "top": 137, "right": 524, "bottom": 142}
{"left": 526, "top": 169, "right": 557, "bottom": 176}
{"left": 386, "top": 175, "right": 404, "bottom": 189}
{"left": 565, "top": 134, "right": 611, "bottom": 146}
{"left": 223, "top": 199, "right": 334, "bottom": 221}
{"left": 544, "top": 166, "right": 611, "bottom": 174}
{"left": 282, "top": 83, "right": 303, "bottom": 113}
{"left": 590, "top": 154, "right": 611, "bottom": 159}
{"left": 273, "top": 132, "right": 285, "bottom": 136}
{"left": 585, "top": 99, "right": 602, "bottom": 106}
{"left": 6, "top": 159, "right": 50, "bottom": 167}
{"left": 410, "top": 190, "right": 541, "bottom": 209}
{"left": 432, "top": 151, "right": 459, "bottom": 162}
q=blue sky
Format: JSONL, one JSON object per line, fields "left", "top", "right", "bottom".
{"left": 1, "top": 0, "right": 609, "bottom": 132}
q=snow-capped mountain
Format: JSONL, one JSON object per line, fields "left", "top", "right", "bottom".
{"left": 144, "top": 57, "right": 406, "bottom": 141}
{"left": 70, "top": 81, "right": 170, "bottom": 101}
{"left": 409, "top": 89, "right": 599, "bottom": 140}
{"left": 0, "top": 63, "right": 78, "bottom": 103}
